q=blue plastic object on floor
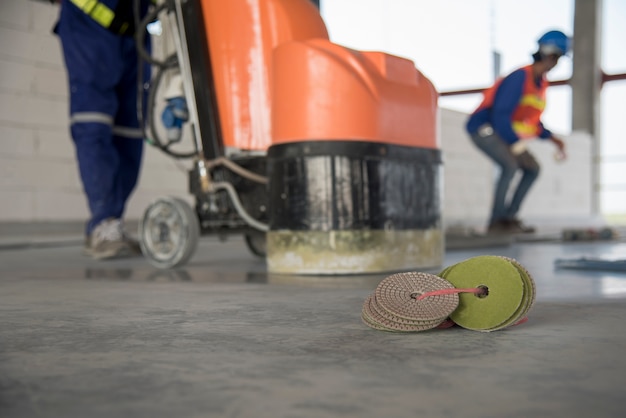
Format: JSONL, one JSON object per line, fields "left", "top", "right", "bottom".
{"left": 555, "top": 257, "right": 626, "bottom": 272}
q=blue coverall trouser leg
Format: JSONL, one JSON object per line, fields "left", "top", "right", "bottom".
{"left": 56, "top": 4, "right": 148, "bottom": 236}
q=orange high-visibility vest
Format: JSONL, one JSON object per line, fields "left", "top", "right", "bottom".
{"left": 476, "top": 65, "right": 547, "bottom": 139}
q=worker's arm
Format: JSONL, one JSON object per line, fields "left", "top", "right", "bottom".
{"left": 537, "top": 121, "right": 552, "bottom": 139}
{"left": 549, "top": 133, "right": 567, "bottom": 159}
{"left": 490, "top": 69, "right": 526, "bottom": 145}
{"left": 538, "top": 109, "right": 567, "bottom": 159}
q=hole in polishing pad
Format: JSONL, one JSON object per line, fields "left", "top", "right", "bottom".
{"left": 476, "top": 285, "right": 489, "bottom": 298}
{"left": 409, "top": 292, "right": 421, "bottom": 299}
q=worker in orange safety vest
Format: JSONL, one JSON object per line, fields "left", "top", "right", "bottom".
{"left": 466, "top": 30, "right": 570, "bottom": 235}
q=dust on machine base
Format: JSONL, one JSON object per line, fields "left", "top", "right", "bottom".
{"left": 137, "top": 0, "right": 443, "bottom": 275}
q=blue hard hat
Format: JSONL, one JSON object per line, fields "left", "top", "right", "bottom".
{"left": 537, "top": 30, "right": 571, "bottom": 56}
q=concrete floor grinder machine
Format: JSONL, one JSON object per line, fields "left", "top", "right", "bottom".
{"left": 137, "top": 0, "right": 443, "bottom": 275}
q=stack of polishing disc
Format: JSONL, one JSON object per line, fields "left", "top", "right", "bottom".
{"left": 439, "top": 255, "right": 536, "bottom": 332}
{"left": 361, "top": 272, "right": 460, "bottom": 332}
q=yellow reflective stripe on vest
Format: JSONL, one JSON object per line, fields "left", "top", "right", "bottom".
{"left": 69, "top": 0, "right": 115, "bottom": 28}
{"left": 519, "top": 94, "right": 546, "bottom": 111}
{"left": 512, "top": 121, "right": 538, "bottom": 138}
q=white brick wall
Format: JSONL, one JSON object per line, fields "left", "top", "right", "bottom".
{"left": 440, "top": 108, "right": 595, "bottom": 230}
{"left": 0, "top": 1, "right": 595, "bottom": 231}
{"left": 440, "top": 109, "right": 493, "bottom": 229}
{"left": 519, "top": 131, "right": 593, "bottom": 220}
{"left": 0, "top": 0, "right": 188, "bottom": 224}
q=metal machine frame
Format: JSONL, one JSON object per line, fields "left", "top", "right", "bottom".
{"left": 138, "top": 0, "right": 268, "bottom": 269}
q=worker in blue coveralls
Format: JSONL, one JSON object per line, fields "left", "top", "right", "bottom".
{"left": 54, "top": 0, "right": 154, "bottom": 259}
{"left": 466, "top": 30, "right": 570, "bottom": 235}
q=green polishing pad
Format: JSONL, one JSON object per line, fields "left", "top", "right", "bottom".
{"left": 490, "top": 256, "right": 536, "bottom": 331}
{"left": 439, "top": 256, "right": 529, "bottom": 331}
{"left": 438, "top": 265, "right": 453, "bottom": 278}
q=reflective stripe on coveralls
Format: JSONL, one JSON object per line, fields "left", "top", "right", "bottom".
{"left": 70, "top": 112, "right": 145, "bottom": 139}
{"left": 68, "top": 0, "right": 122, "bottom": 31}
{"left": 68, "top": 0, "right": 146, "bottom": 35}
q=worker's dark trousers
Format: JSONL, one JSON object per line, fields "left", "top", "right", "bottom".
{"left": 470, "top": 132, "right": 540, "bottom": 224}
{"left": 56, "top": 4, "right": 150, "bottom": 235}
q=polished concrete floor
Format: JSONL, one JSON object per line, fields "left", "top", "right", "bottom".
{"left": 1, "top": 232, "right": 626, "bottom": 418}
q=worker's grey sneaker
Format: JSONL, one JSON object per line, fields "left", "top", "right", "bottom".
{"left": 85, "top": 218, "right": 132, "bottom": 260}
{"left": 508, "top": 218, "right": 536, "bottom": 234}
{"left": 487, "top": 218, "right": 536, "bottom": 235}
{"left": 487, "top": 219, "right": 511, "bottom": 234}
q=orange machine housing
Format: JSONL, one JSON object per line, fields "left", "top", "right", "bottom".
{"left": 272, "top": 41, "right": 438, "bottom": 149}
{"left": 199, "top": 0, "right": 327, "bottom": 151}
{"left": 199, "top": 0, "right": 438, "bottom": 151}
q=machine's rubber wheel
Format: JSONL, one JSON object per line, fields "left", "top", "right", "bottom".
{"left": 244, "top": 231, "right": 266, "bottom": 258}
{"left": 139, "top": 197, "right": 200, "bottom": 269}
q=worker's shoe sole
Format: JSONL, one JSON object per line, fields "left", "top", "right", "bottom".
{"left": 84, "top": 239, "right": 133, "bottom": 260}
